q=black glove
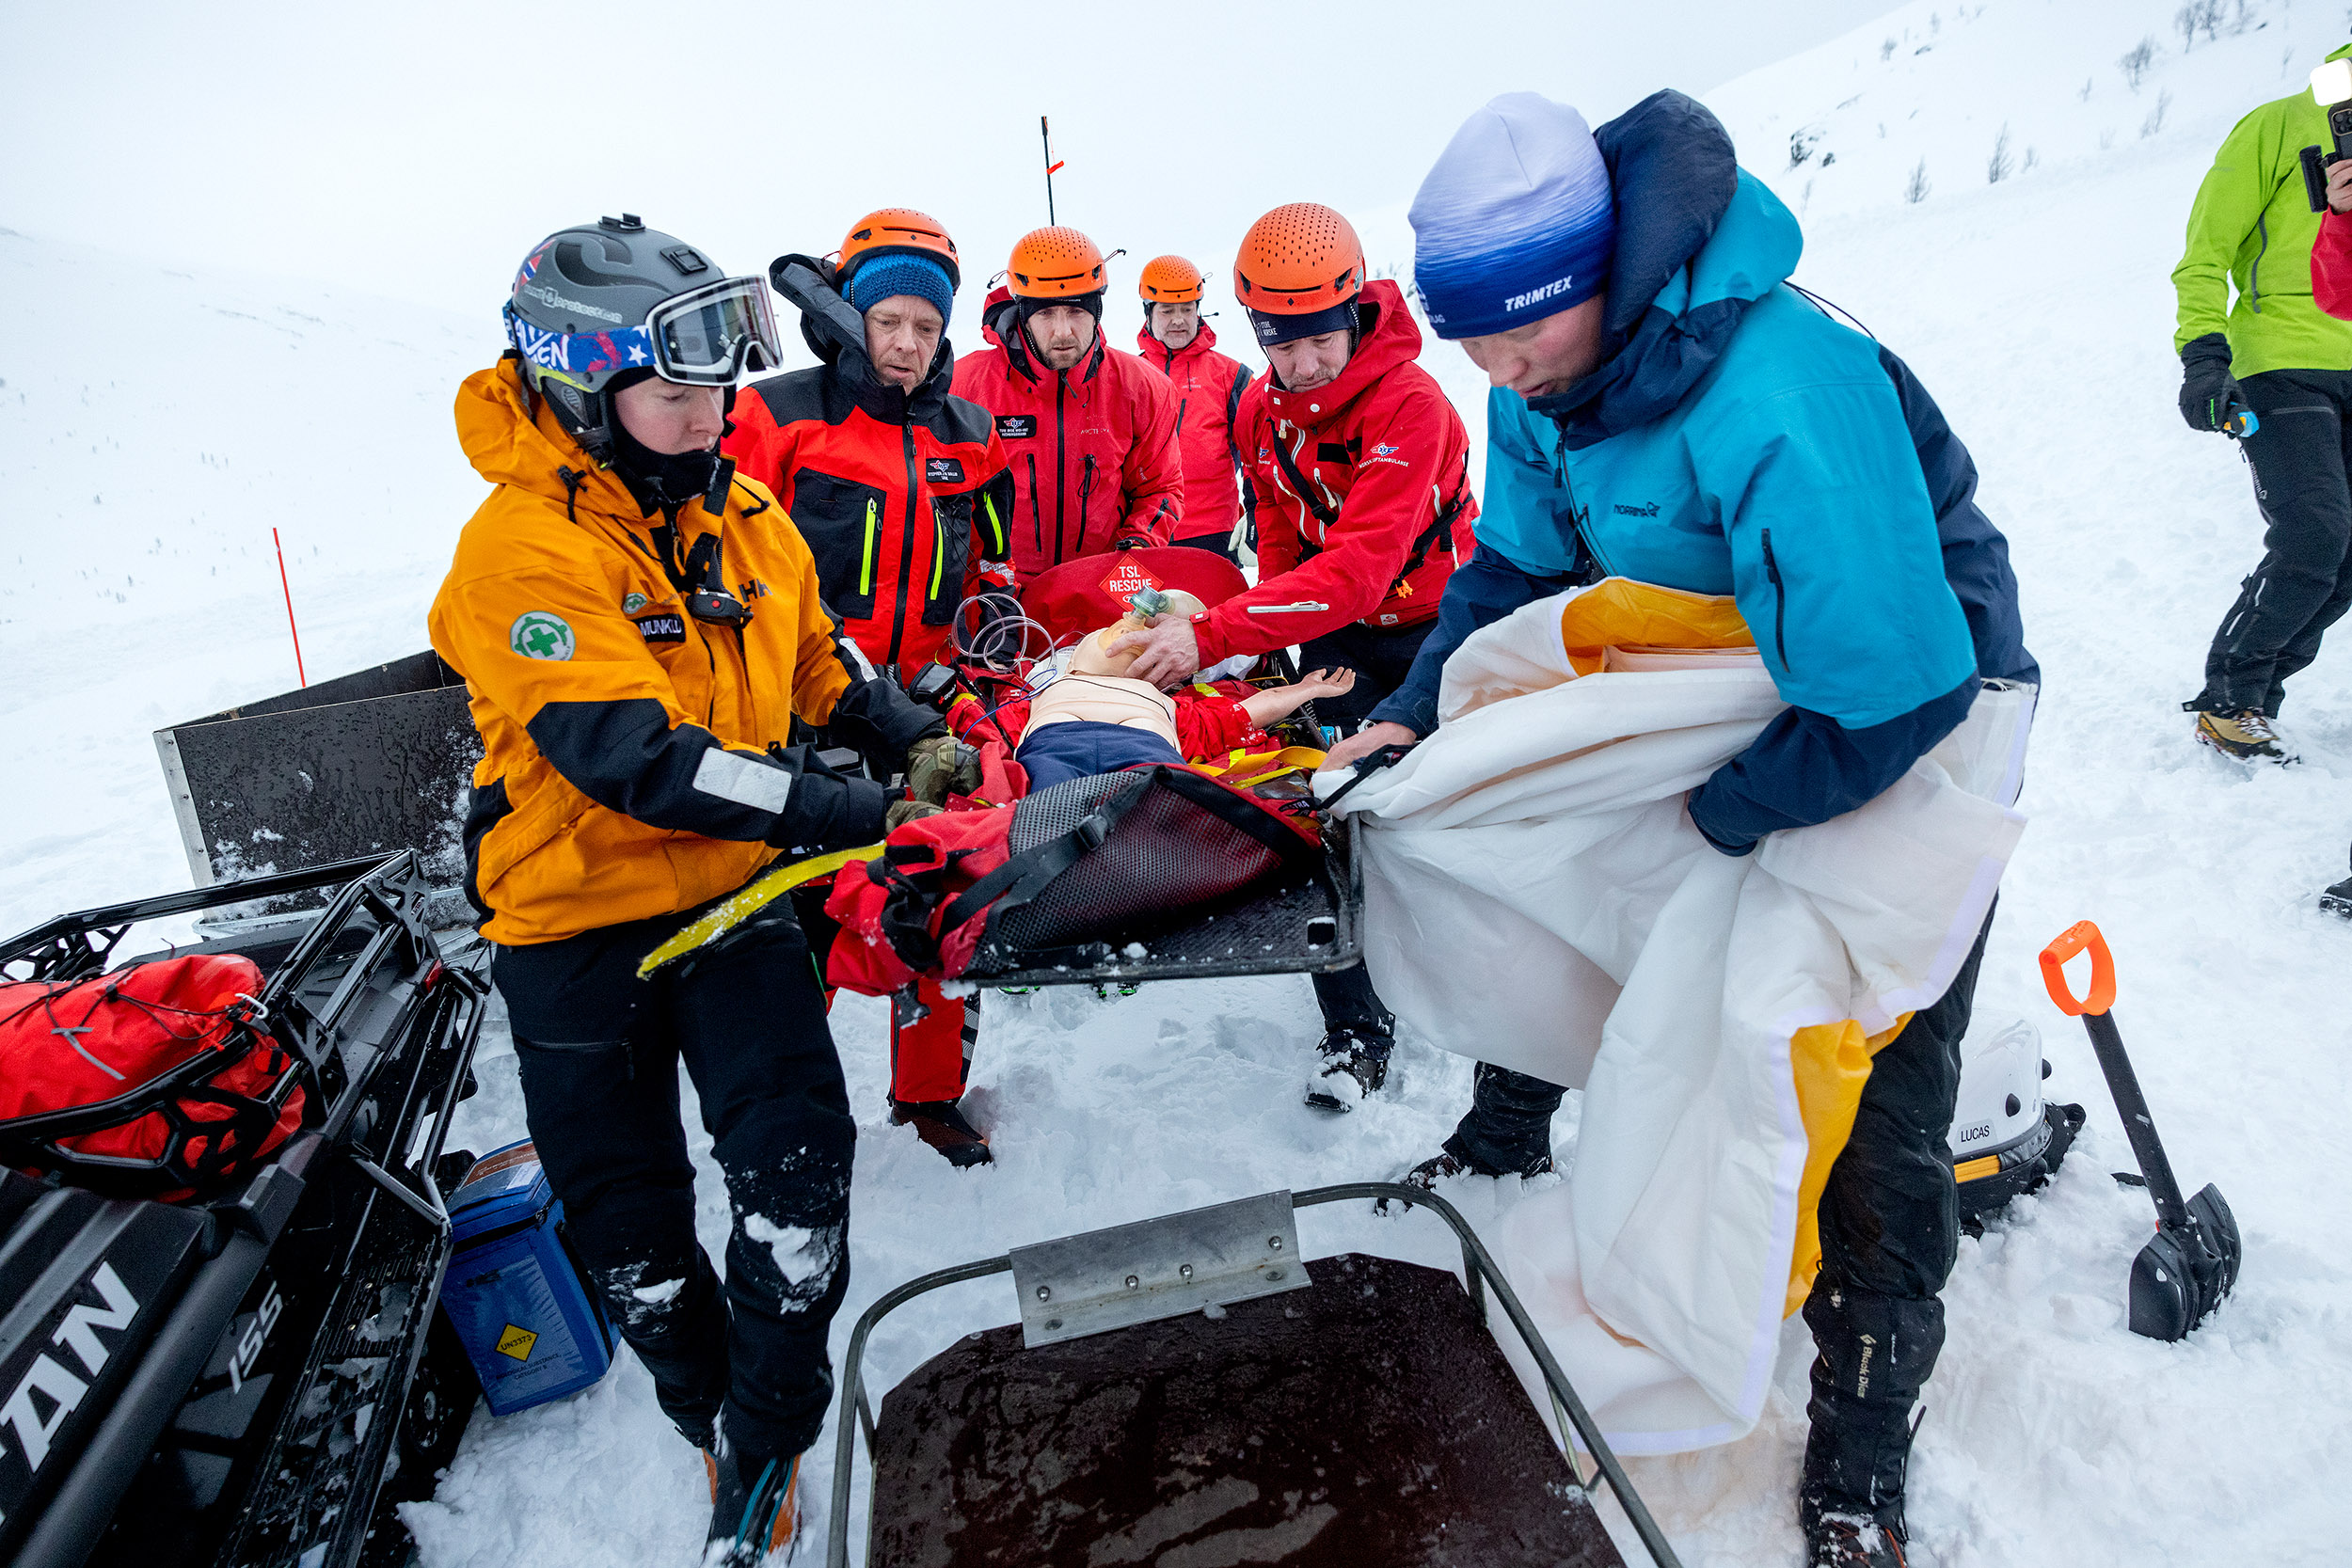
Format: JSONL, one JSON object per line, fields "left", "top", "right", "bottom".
{"left": 762, "top": 743, "right": 889, "bottom": 854}
{"left": 2178, "top": 332, "right": 2239, "bottom": 433}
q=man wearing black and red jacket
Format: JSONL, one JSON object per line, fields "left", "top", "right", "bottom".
{"left": 723, "top": 210, "right": 1013, "bottom": 1168}
{"left": 725, "top": 210, "right": 1015, "bottom": 683}
{"left": 1115, "top": 203, "right": 1476, "bottom": 1113}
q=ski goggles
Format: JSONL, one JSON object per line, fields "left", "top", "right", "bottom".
{"left": 506, "top": 275, "right": 783, "bottom": 390}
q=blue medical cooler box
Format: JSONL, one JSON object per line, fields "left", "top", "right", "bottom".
{"left": 438, "top": 1139, "right": 615, "bottom": 1416}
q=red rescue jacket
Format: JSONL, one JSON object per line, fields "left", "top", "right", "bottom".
{"left": 1134, "top": 319, "right": 1253, "bottom": 542}
{"left": 2316, "top": 209, "right": 2352, "bottom": 320}
{"left": 725, "top": 256, "right": 1015, "bottom": 678}
{"left": 951, "top": 290, "right": 1186, "bottom": 576}
{"left": 1194, "top": 281, "right": 1477, "bottom": 666}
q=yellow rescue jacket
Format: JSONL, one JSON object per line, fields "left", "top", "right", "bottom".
{"left": 429, "top": 357, "right": 937, "bottom": 945}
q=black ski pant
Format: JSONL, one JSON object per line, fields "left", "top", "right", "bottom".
{"left": 1444, "top": 1063, "right": 1569, "bottom": 1175}
{"left": 1298, "top": 618, "right": 1435, "bottom": 1048}
{"left": 1447, "top": 910, "right": 1995, "bottom": 1542}
{"left": 493, "top": 900, "right": 854, "bottom": 1468}
{"left": 2191, "top": 367, "right": 2352, "bottom": 717}
{"left": 1797, "top": 904, "right": 1992, "bottom": 1542}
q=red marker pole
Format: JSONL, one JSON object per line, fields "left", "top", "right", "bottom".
{"left": 272, "top": 526, "right": 307, "bottom": 688}
{"left": 1041, "top": 115, "right": 1064, "bottom": 224}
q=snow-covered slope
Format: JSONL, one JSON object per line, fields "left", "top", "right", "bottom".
{"left": 0, "top": 225, "right": 488, "bottom": 928}
{"left": 7, "top": 2, "right": 2352, "bottom": 1563}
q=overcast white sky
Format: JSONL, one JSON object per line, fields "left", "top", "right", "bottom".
{"left": 2, "top": 0, "right": 1899, "bottom": 337}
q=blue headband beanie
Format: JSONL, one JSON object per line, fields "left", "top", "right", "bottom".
{"left": 845, "top": 252, "right": 956, "bottom": 326}
{"left": 1408, "top": 93, "right": 1616, "bottom": 341}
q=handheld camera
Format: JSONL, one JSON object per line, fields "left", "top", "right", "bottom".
{"left": 2296, "top": 57, "right": 2352, "bottom": 213}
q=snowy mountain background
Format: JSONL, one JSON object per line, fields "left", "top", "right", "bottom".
{"left": 5, "top": 0, "right": 2352, "bottom": 1562}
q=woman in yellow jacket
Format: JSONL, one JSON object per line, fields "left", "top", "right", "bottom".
{"left": 429, "top": 215, "right": 957, "bottom": 1564}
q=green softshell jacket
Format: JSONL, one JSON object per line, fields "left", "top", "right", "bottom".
{"left": 2173, "top": 42, "right": 2352, "bottom": 376}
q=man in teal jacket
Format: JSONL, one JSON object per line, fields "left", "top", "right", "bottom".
{"left": 1345, "top": 91, "right": 2036, "bottom": 1568}
{"left": 2171, "top": 40, "right": 2352, "bottom": 760}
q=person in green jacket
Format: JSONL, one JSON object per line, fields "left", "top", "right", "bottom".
{"left": 2172, "top": 39, "right": 2352, "bottom": 761}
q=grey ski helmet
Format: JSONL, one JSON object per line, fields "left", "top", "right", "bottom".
{"left": 504, "top": 214, "right": 782, "bottom": 459}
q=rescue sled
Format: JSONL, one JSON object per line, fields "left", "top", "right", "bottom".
{"left": 882, "top": 552, "right": 1363, "bottom": 991}
{"left": 824, "top": 1184, "right": 1684, "bottom": 1568}
{"left": 0, "top": 851, "right": 489, "bottom": 1568}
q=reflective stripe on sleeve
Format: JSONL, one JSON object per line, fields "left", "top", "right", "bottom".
{"left": 691, "top": 748, "right": 792, "bottom": 814}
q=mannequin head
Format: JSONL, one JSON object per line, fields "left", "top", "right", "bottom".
{"left": 1070, "top": 589, "right": 1208, "bottom": 679}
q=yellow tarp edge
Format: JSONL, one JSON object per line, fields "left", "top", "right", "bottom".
{"left": 1784, "top": 1012, "right": 1915, "bottom": 1316}
{"left": 637, "top": 844, "right": 885, "bottom": 980}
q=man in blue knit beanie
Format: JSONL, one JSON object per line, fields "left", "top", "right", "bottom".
{"left": 1333, "top": 91, "right": 2039, "bottom": 1568}
{"left": 723, "top": 209, "right": 1017, "bottom": 1167}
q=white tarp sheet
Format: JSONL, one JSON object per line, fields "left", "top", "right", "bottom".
{"left": 1323, "top": 584, "right": 2030, "bottom": 1452}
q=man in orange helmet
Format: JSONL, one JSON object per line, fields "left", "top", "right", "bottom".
{"left": 725, "top": 210, "right": 1016, "bottom": 682}
{"left": 723, "top": 208, "right": 1013, "bottom": 1167}
{"left": 1114, "top": 203, "right": 1477, "bottom": 1112}
{"left": 1136, "top": 254, "right": 1254, "bottom": 563}
{"left": 952, "top": 226, "right": 1186, "bottom": 575}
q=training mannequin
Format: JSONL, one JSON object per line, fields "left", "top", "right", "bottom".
{"left": 1016, "top": 589, "right": 1353, "bottom": 791}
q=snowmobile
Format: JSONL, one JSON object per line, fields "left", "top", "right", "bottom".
{"left": 0, "top": 850, "right": 489, "bottom": 1568}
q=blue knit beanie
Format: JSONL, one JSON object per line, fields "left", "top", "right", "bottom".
{"left": 1408, "top": 93, "right": 1615, "bottom": 341}
{"left": 846, "top": 253, "right": 955, "bottom": 325}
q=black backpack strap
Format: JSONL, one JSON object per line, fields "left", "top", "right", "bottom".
{"left": 935, "top": 780, "right": 1157, "bottom": 936}
{"left": 1267, "top": 430, "right": 1341, "bottom": 532}
{"left": 1388, "top": 476, "right": 1471, "bottom": 594}
{"left": 1147, "top": 767, "right": 1322, "bottom": 867}
{"left": 1270, "top": 436, "right": 1470, "bottom": 597}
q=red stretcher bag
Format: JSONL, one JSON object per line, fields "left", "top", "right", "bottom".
{"left": 0, "top": 954, "right": 307, "bottom": 1198}
{"left": 825, "top": 764, "right": 1323, "bottom": 995}
{"left": 1018, "top": 546, "right": 1249, "bottom": 644}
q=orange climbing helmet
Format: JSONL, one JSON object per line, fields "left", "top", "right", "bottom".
{"left": 1232, "top": 203, "right": 1364, "bottom": 316}
{"left": 837, "top": 207, "right": 961, "bottom": 290}
{"left": 1007, "top": 227, "right": 1107, "bottom": 299}
{"left": 1136, "top": 254, "right": 1204, "bottom": 305}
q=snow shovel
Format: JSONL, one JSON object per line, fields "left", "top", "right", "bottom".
{"left": 2039, "top": 921, "right": 2241, "bottom": 1340}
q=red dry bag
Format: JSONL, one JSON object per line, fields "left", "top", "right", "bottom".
{"left": 0, "top": 954, "right": 307, "bottom": 1198}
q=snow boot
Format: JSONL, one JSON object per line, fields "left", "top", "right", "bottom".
{"left": 889, "top": 1098, "right": 993, "bottom": 1167}
{"left": 2324, "top": 875, "right": 2352, "bottom": 918}
{"left": 704, "top": 1445, "right": 800, "bottom": 1565}
{"left": 1804, "top": 1513, "right": 1907, "bottom": 1568}
{"left": 2322, "top": 847, "right": 2352, "bottom": 917}
{"left": 1303, "top": 1027, "right": 1391, "bottom": 1112}
{"left": 1395, "top": 1133, "right": 1555, "bottom": 1194}
{"left": 2194, "top": 708, "right": 2296, "bottom": 763}
{"left": 1391, "top": 1061, "right": 1567, "bottom": 1195}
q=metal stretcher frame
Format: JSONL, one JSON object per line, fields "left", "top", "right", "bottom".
{"left": 823, "top": 1181, "right": 1685, "bottom": 1568}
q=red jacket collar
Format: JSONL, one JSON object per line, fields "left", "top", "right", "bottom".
{"left": 1260, "top": 278, "right": 1419, "bottom": 430}
{"left": 1134, "top": 316, "right": 1222, "bottom": 372}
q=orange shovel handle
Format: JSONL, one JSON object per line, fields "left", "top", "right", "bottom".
{"left": 2039, "top": 920, "right": 2117, "bottom": 1017}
